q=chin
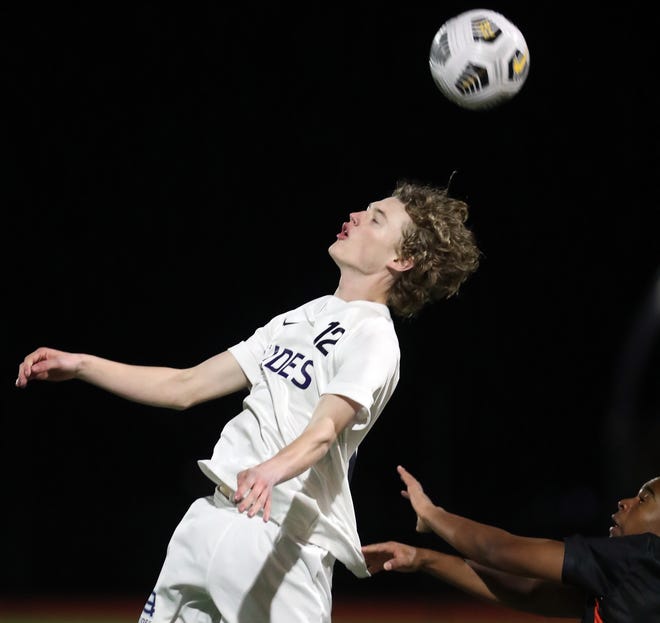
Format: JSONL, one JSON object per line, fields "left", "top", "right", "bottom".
{"left": 327, "top": 242, "right": 344, "bottom": 264}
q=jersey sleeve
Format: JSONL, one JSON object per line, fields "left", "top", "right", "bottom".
{"left": 323, "top": 316, "right": 399, "bottom": 424}
{"left": 228, "top": 311, "right": 286, "bottom": 386}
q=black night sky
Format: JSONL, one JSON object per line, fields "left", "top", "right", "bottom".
{"left": 4, "top": 1, "right": 659, "bottom": 605}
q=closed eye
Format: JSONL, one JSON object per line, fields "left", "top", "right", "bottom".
{"left": 637, "top": 485, "right": 656, "bottom": 503}
{"left": 367, "top": 204, "right": 387, "bottom": 225}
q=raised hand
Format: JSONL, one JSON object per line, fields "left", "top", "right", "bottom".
{"left": 397, "top": 465, "right": 437, "bottom": 533}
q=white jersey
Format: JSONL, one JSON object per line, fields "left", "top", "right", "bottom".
{"left": 198, "top": 294, "right": 400, "bottom": 577}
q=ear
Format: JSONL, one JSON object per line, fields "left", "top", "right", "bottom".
{"left": 388, "top": 256, "right": 414, "bottom": 273}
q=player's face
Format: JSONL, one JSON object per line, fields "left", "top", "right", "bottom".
{"left": 329, "top": 196, "right": 412, "bottom": 275}
{"left": 609, "top": 476, "right": 660, "bottom": 537}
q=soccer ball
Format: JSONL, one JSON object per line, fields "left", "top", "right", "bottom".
{"left": 429, "top": 9, "right": 530, "bottom": 110}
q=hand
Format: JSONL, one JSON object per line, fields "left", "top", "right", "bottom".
{"left": 234, "top": 463, "right": 279, "bottom": 522}
{"left": 397, "top": 465, "right": 435, "bottom": 533}
{"left": 362, "top": 541, "right": 420, "bottom": 574}
{"left": 16, "top": 347, "right": 81, "bottom": 388}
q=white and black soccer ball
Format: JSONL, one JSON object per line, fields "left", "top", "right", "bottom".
{"left": 429, "top": 9, "right": 530, "bottom": 110}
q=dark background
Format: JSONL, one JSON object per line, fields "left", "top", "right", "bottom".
{"left": 4, "top": 1, "right": 659, "bottom": 604}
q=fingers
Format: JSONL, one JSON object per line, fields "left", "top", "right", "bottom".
{"left": 398, "top": 465, "right": 425, "bottom": 501}
{"left": 362, "top": 541, "right": 415, "bottom": 573}
{"left": 361, "top": 543, "right": 395, "bottom": 573}
{"left": 235, "top": 478, "right": 270, "bottom": 520}
{"left": 235, "top": 484, "right": 256, "bottom": 513}
{"left": 16, "top": 350, "right": 41, "bottom": 387}
{"left": 16, "top": 347, "right": 54, "bottom": 387}
{"left": 398, "top": 465, "right": 412, "bottom": 487}
{"left": 397, "top": 464, "right": 418, "bottom": 486}
{"left": 235, "top": 465, "right": 278, "bottom": 521}
{"left": 244, "top": 487, "right": 266, "bottom": 519}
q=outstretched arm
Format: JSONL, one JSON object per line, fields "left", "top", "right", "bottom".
{"left": 397, "top": 465, "right": 567, "bottom": 583}
{"left": 16, "top": 346, "right": 249, "bottom": 410}
{"left": 362, "top": 541, "right": 583, "bottom": 617}
{"left": 234, "top": 393, "right": 361, "bottom": 522}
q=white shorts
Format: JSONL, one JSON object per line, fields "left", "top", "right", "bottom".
{"left": 138, "top": 486, "right": 334, "bottom": 623}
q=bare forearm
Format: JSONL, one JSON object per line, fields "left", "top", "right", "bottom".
{"left": 420, "top": 551, "right": 578, "bottom": 616}
{"left": 363, "top": 540, "right": 581, "bottom": 618}
{"left": 415, "top": 548, "right": 504, "bottom": 603}
{"left": 466, "top": 561, "right": 583, "bottom": 617}
{"left": 422, "top": 507, "right": 514, "bottom": 567}
{"left": 417, "top": 504, "right": 564, "bottom": 581}
{"left": 63, "top": 350, "right": 247, "bottom": 410}
{"left": 235, "top": 394, "right": 359, "bottom": 521}
{"left": 261, "top": 415, "right": 337, "bottom": 484}
{"left": 259, "top": 393, "right": 357, "bottom": 484}
{"left": 75, "top": 354, "right": 191, "bottom": 409}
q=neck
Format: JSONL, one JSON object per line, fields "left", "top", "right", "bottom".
{"left": 333, "top": 270, "right": 393, "bottom": 305}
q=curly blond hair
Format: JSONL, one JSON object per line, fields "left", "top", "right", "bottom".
{"left": 388, "top": 180, "right": 480, "bottom": 318}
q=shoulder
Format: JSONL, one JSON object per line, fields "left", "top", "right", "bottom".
{"left": 339, "top": 300, "right": 395, "bottom": 329}
{"left": 342, "top": 305, "right": 398, "bottom": 346}
{"left": 261, "top": 296, "right": 326, "bottom": 327}
{"left": 563, "top": 533, "right": 660, "bottom": 618}
{"left": 565, "top": 533, "right": 660, "bottom": 563}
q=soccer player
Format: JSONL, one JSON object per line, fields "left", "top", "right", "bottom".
{"left": 16, "top": 181, "right": 480, "bottom": 623}
{"left": 362, "top": 465, "right": 660, "bottom": 622}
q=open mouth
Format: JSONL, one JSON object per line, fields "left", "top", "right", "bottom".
{"left": 609, "top": 515, "right": 621, "bottom": 536}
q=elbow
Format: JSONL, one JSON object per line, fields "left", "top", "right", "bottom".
{"left": 317, "top": 436, "right": 336, "bottom": 457}
{"left": 161, "top": 390, "right": 196, "bottom": 411}
{"left": 172, "top": 393, "right": 200, "bottom": 411}
{"left": 166, "top": 370, "right": 202, "bottom": 411}
{"left": 315, "top": 429, "right": 338, "bottom": 459}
